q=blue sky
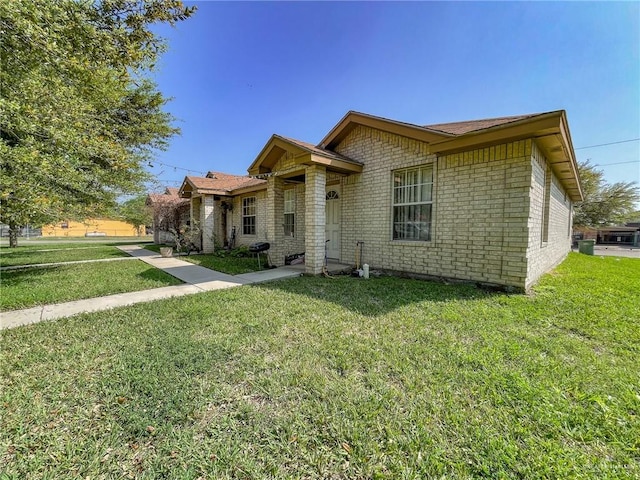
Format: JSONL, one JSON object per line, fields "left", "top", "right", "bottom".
{"left": 149, "top": 1, "right": 639, "bottom": 195}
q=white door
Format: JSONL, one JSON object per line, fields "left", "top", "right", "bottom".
{"left": 325, "top": 187, "right": 341, "bottom": 259}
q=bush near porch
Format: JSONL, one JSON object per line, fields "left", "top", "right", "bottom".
{"left": 1, "top": 253, "right": 638, "bottom": 478}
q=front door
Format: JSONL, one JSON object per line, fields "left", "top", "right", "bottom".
{"left": 325, "top": 187, "right": 341, "bottom": 259}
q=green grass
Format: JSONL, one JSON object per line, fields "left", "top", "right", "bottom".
{"left": 142, "top": 244, "right": 269, "bottom": 275}
{"left": 1, "top": 253, "right": 638, "bottom": 478}
{"left": 140, "top": 244, "right": 164, "bottom": 254}
{"left": 0, "top": 244, "right": 134, "bottom": 267}
{"left": 180, "top": 253, "right": 269, "bottom": 275}
{"left": 0, "top": 260, "right": 183, "bottom": 310}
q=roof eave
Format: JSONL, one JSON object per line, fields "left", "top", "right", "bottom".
{"left": 429, "top": 111, "right": 583, "bottom": 202}
{"left": 230, "top": 183, "right": 268, "bottom": 196}
{"left": 247, "top": 134, "right": 361, "bottom": 176}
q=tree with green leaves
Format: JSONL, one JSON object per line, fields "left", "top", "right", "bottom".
{"left": 0, "top": 0, "right": 195, "bottom": 247}
{"left": 574, "top": 160, "right": 640, "bottom": 227}
{"left": 118, "top": 195, "right": 152, "bottom": 236}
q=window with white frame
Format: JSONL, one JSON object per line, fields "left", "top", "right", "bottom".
{"left": 392, "top": 165, "right": 433, "bottom": 241}
{"left": 242, "top": 196, "right": 256, "bottom": 235}
{"left": 284, "top": 189, "right": 295, "bottom": 237}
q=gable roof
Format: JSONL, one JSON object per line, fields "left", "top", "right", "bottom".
{"left": 319, "top": 111, "right": 452, "bottom": 150}
{"left": 179, "top": 172, "right": 266, "bottom": 198}
{"left": 247, "top": 134, "right": 363, "bottom": 176}
{"left": 277, "top": 135, "right": 357, "bottom": 164}
{"left": 424, "top": 114, "right": 543, "bottom": 135}
{"left": 204, "top": 171, "right": 268, "bottom": 190}
{"left": 146, "top": 186, "right": 188, "bottom": 207}
{"left": 320, "top": 110, "right": 582, "bottom": 201}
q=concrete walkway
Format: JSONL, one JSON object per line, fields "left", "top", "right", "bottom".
{"left": 1, "top": 246, "right": 303, "bottom": 330}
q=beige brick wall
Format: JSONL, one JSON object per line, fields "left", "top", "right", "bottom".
{"left": 304, "top": 165, "right": 327, "bottom": 274}
{"left": 229, "top": 190, "right": 267, "bottom": 247}
{"left": 526, "top": 142, "right": 572, "bottom": 288}
{"left": 335, "top": 125, "right": 539, "bottom": 289}
{"left": 231, "top": 148, "right": 307, "bottom": 265}
{"left": 200, "top": 195, "right": 215, "bottom": 253}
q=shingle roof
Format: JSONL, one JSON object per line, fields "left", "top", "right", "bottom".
{"left": 423, "top": 114, "right": 543, "bottom": 135}
{"left": 147, "top": 186, "right": 188, "bottom": 206}
{"left": 185, "top": 172, "right": 266, "bottom": 194}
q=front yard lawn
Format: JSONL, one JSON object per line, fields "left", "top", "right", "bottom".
{"left": 180, "top": 252, "right": 269, "bottom": 275}
{"left": 1, "top": 260, "right": 183, "bottom": 310}
{"left": 0, "top": 244, "right": 131, "bottom": 267}
{"left": 1, "top": 253, "right": 638, "bottom": 478}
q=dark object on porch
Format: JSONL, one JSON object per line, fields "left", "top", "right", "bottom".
{"left": 182, "top": 242, "right": 200, "bottom": 255}
{"left": 249, "top": 242, "right": 270, "bottom": 253}
{"left": 285, "top": 252, "right": 305, "bottom": 265}
{"left": 249, "top": 242, "right": 270, "bottom": 269}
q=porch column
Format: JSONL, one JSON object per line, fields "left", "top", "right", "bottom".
{"left": 266, "top": 176, "right": 285, "bottom": 265}
{"left": 189, "top": 195, "right": 202, "bottom": 250}
{"left": 305, "top": 165, "right": 326, "bottom": 275}
{"left": 200, "top": 194, "right": 215, "bottom": 253}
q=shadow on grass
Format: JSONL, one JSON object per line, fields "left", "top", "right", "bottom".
{"left": 135, "top": 266, "right": 185, "bottom": 284}
{"left": 0, "top": 245, "right": 136, "bottom": 268}
{"left": 0, "top": 264, "right": 63, "bottom": 284}
{"left": 254, "top": 274, "right": 505, "bottom": 316}
{"left": 0, "top": 240, "right": 152, "bottom": 251}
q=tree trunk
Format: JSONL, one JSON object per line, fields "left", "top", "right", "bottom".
{"left": 8, "top": 224, "right": 19, "bottom": 248}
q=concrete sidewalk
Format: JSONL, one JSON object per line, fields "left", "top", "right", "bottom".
{"left": 1, "top": 246, "right": 302, "bottom": 330}
{"left": 572, "top": 245, "right": 640, "bottom": 259}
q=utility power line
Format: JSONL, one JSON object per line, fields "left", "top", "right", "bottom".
{"left": 146, "top": 138, "right": 640, "bottom": 178}
{"left": 592, "top": 160, "right": 639, "bottom": 167}
{"left": 575, "top": 138, "right": 640, "bottom": 150}
{"left": 147, "top": 159, "right": 205, "bottom": 175}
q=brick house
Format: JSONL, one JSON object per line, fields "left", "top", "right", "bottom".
{"left": 179, "top": 110, "right": 582, "bottom": 290}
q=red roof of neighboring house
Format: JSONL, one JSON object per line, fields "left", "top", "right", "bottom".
{"left": 181, "top": 172, "right": 266, "bottom": 196}
{"left": 147, "top": 186, "right": 188, "bottom": 206}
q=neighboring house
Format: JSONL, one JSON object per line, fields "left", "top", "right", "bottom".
{"left": 42, "top": 219, "right": 143, "bottom": 237}
{"left": 180, "top": 110, "right": 583, "bottom": 291}
{"left": 574, "top": 223, "right": 640, "bottom": 246}
{"left": 146, "top": 187, "right": 190, "bottom": 245}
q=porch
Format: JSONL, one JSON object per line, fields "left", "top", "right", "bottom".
{"left": 247, "top": 134, "right": 363, "bottom": 276}
{"left": 283, "top": 259, "right": 353, "bottom": 276}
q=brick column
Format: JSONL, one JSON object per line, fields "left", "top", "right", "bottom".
{"left": 266, "top": 176, "right": 285, "bottom": 265}
{"left": 200, "top": 194, "right": 215, "bottom": 253}
{"left": 191, "top": 197, "right": 203, "bottom": 251}
{"left": 305, "top": 165, "right": 326, "bottom": 275}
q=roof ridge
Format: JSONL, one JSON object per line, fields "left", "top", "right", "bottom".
{"left": 422, "top": 112, "right": 559, "bottom": 135}
{"left": 424, "top": 112, "right": 545, "bottom": 128}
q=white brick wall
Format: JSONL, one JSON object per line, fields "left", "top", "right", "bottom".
{"left": 304, "top": 165, "right": 326, "bottom": 274}
{"left": 526, "top": 142, "right": 572, "bottom": 288}
{"left": 334, "top": 125, "right": 567, "bottom": 290}
{"left": 200, "top": 195, "right": 215, "bottom": 253}
{"left": 189, "top": 125, "right": 573, "bottom": 289}
{"left": 229, "top": 190, "right": 267, "bottom": 247}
